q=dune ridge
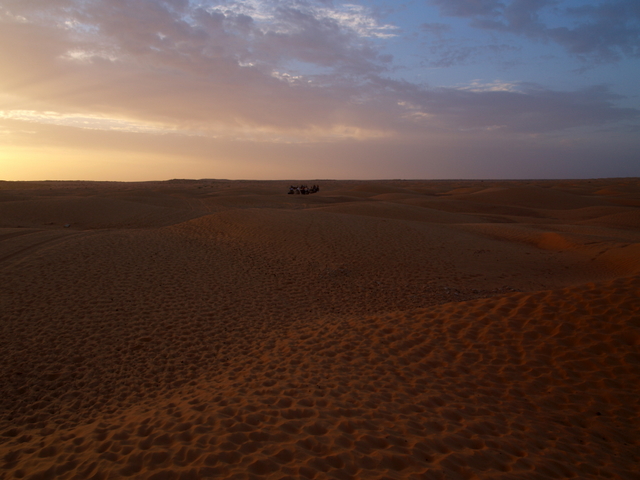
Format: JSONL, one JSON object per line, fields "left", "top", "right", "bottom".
{"left": 1, "top": 178, "right": 639, "bottom": 479}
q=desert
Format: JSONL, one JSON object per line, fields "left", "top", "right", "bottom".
{"left": 1, "top": 178, "right": 639, "bottom": 480}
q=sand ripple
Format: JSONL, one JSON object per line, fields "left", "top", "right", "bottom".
{"left": 1, "top": 178, "right": 639, "bottom": 479}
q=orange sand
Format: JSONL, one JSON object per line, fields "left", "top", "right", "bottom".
{"left": 1, "top": 178, "right": 639, "bottom": 479}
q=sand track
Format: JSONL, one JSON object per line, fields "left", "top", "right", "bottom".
{"left": 1, "top": 178, "right": 639, "bottom": 479}
{"left": 0, "top": 229, "right": 100, "bottom": 269}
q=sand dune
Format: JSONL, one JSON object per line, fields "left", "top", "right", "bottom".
{"left": 579, "top": 210, "right": 640, "bottom": 229}
{"left": 309, "top": 201, "right": 484, "bottom": 224}
{"left": 1, "top": 178, "right": 639, "bottom": 479}
{"left": 451, "top": 185, "right": 607, "bottom": 210}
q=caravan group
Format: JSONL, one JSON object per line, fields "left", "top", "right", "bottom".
{"left": 288, "top": 184, "right": 319, "bottom": 195}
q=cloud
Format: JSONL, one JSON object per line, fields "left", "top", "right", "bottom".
{"left": 0, "top": 109, "right": 179, "bottom": 134}
{"left": 251, "top": 5, "right": 391, "bottom": 74}
{"left": 4, "top": 114, "right": 639, "bottom": 181}
{"left": 201, "top": 0, "right": 397, "bottom": 38}
{"left": 424, "top": 41, "right": 519, "bottom": 68}
{"left": 0, "top": 1, "right": 395, "bottom": 134}
{"left": 373, "top": 77, "right": 639, "bottom": 135}
{"left": 420, "top": 22, "right": 452, "bottom": 36}
{"left": 454, "top": 80, "right": 523, "bottom": 92}
{"left": 429, "top": 0, "right": 504, "bottom": 18}
{"left": 431, "top": 84, "right": 639, "bottom": 134}
{"left": 0, "top": 0, "right": 637, "bottom": 146}
{"left": 428, "top": 0, "right": 640, "bottom": 62}
{"left": 2, "top": 1, "right": 395, "bottom": 72}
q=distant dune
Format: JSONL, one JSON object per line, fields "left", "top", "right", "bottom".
{"left": 1, "top": 178, "right": 639, "bottom": 479}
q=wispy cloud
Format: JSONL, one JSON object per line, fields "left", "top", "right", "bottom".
{"left": 423, "top": 41, "right": 519, "bottom": 68}
{"left": 204, "top": 1, "right": 398, "bottom": 38}
{"left": 0, "top": 109, "right": 178, "bottom": 134}
{"left": 454, "top": 80, "right": 524, "bottom": 93}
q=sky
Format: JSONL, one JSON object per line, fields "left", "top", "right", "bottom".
{"left": 0, "top": 0, "right": 639, "bottom": 180}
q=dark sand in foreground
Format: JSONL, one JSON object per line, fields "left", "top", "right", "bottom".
{"left": 1, "top": 178, "right": 639, "bottom": 479}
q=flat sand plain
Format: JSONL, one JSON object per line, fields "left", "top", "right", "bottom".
{"left": 1, "top": 178, "right": 639, "bottom": 480}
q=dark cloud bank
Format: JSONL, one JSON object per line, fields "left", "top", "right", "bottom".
{"left": 429, "top": 0, "right": 640, "bottom": 62}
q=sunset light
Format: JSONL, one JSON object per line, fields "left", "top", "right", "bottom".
{"left": 1, "top": 0, "right": 639, "bottom": 180}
